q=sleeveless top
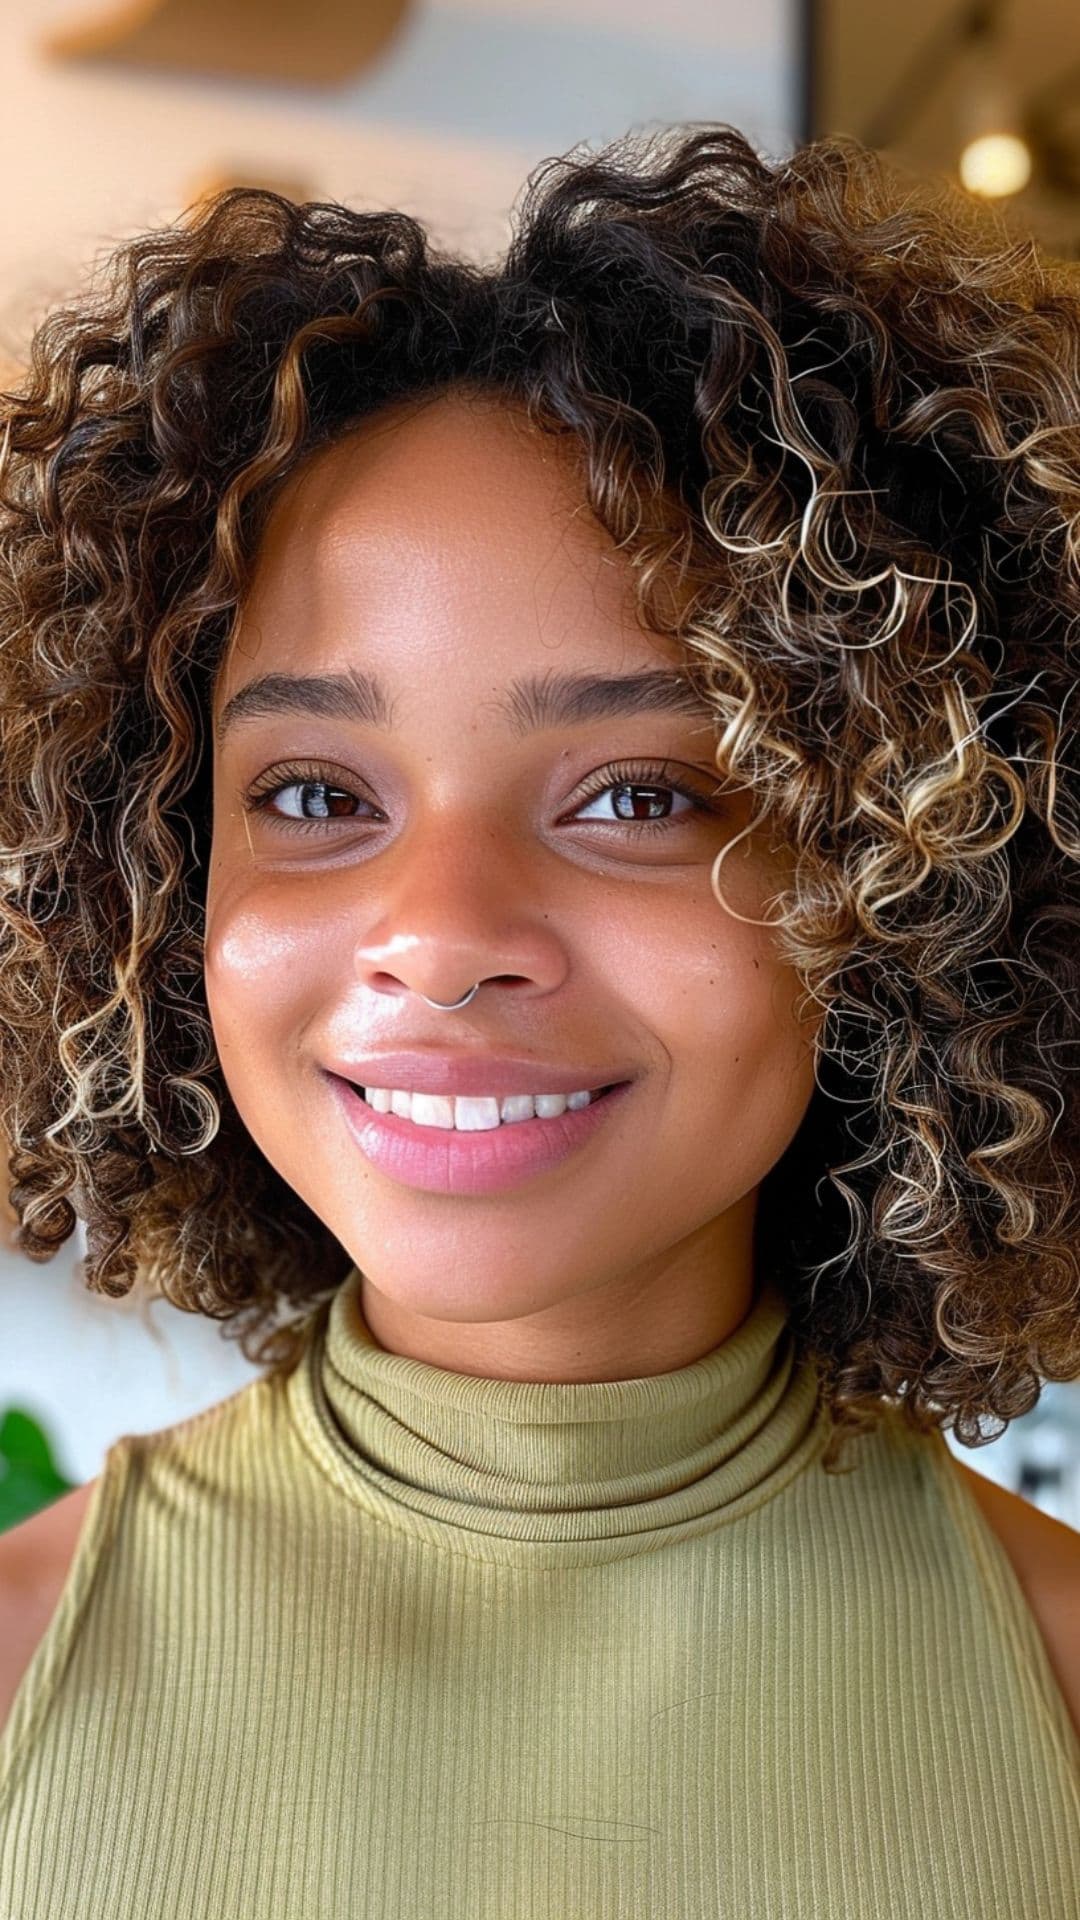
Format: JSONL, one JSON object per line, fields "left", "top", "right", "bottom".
{"left": 0, "top": 1266, "right": 1077, "bottom": 1919}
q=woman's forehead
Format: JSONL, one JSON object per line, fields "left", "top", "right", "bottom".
{"left": 259, "top": 388, "right": 583, "bottom": 552}
{"left": 220, "top": 395, "right": 665, "bottom": 692}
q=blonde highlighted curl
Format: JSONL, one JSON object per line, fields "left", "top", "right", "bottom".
{"left": 2, "top": 124, "right": 1079, "bottom": 1471}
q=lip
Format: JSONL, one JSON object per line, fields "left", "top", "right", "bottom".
{"left": 326, "top": 1072, "right": 636, "bottom": 1196}
{"left": 322, "top": 1051, "right": 639, "bottom": 1098}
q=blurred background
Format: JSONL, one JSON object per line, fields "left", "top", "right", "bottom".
{"left": 1, "top": 0, "right": 1078, "bottom": 1529}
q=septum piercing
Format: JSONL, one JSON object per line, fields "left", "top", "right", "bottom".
{"left": 418, "top": 984, "right": 481, "bottom": 1011}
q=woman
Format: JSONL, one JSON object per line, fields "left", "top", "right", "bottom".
{"left": 0, "top": 123, "right": 1077, "bottom": 1916}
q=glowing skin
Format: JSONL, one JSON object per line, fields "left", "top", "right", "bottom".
{"left": 205, "top": 387, "right": 825, "bottom": 1383}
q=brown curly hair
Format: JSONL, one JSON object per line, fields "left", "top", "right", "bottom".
{"left": 2, "top": 122, "right": 1079, "bottom": 1472}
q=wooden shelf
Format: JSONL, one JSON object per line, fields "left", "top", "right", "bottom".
{"left": 42, "top": 0, "right": 410, "bottom": 89}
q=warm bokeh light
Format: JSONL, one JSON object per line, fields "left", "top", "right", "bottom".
{"left": 958, "top": 130, "right": 1033, "bottom": 197}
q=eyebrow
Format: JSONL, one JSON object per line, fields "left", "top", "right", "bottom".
{"left": 215, "top": 666, "right": 717, "bottom": 743}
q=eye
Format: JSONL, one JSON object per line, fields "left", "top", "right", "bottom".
{"left": 568, "top": 759, "right": 724, "bottom": 836}
{"left": 242, "top": 762, "right": 378, "bottom": 832}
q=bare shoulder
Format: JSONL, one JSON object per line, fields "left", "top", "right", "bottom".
{"left": 949, "top": 1453, "right": 1080, "bottom": 1741}
{"left": 0, "top": 1478, "right": 99, "bottom": 1734}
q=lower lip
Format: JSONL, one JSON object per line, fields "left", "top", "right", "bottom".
{"left": 326, "top": 1074, "right": 636, "bottom": 1196}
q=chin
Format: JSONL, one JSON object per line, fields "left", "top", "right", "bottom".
{"left": 364, "top": 1278, "right": 563, "bottom": 1327}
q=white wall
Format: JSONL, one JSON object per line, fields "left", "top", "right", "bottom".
{"left": 1, "top": 1228, "right": 260, "bottom": 1484}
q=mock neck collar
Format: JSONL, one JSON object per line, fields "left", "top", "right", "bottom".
{"left": 286, "top": 1266, "right": 828, "bottom": 1568}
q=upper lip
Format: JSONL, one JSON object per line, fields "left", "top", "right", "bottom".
{"left": 323, "top": 1052, "right": 637, "bottom": 1097}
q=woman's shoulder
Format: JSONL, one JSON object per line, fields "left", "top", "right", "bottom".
{"left": 945, "top": 1450, "right": 1080, "bottom": 1741}
{"left": 0, "top": 1477, "right": 100, "bottom": 1731}
{"left": 0, "top": 1370, "right": 285, "bottom": 1743}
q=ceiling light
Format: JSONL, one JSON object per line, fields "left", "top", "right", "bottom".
{"left": 958, "top": 130, "right": 1033, "bottom": 196}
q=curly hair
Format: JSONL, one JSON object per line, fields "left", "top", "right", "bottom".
{"left": 2, "top": 122, "right": 1078, "bottom": 1472}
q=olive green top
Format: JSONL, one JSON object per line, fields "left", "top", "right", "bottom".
{"left": 1, "top": 1266, "right": 1077, "bottom": 1917}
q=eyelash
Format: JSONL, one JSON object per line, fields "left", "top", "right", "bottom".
{"left": 240, "top": 757, "right": 724, "bottom": 840}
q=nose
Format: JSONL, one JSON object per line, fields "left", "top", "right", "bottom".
{"left": 348, "top": 827, "right": 569, "bottom": 1010}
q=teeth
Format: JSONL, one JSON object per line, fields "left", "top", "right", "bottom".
{"left": 361, "top": 1087, "right": 596, "bottom": 1129}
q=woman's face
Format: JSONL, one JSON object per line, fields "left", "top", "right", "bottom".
{"left": 206, "top": 388, "right": 823, "bottom": 1379}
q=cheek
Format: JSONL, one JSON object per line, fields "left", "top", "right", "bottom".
{"left": 202, "top": 881, "right": 329, "bottom": 1089}
{"left": 202, "top": 877, "right": 354, "bottom": 1192}
{"left": 659, "top": 905, "right": 819, "bottom": 1168}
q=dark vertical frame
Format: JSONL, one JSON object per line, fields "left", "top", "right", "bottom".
{"left": 795, "top": 0, "right": 819, "bottom": 144}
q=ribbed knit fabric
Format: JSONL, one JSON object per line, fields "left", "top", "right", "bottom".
{"left": 1, "top": 1265, "right": 1077, "bottom": 1918}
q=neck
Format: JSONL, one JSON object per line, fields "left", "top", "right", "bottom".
{"left": 356, "top": 1199, "right": 760, "bottom": 1383}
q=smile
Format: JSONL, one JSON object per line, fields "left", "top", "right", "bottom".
{"left": 326, "top": 1074, "right": 635, "bottom": 1196}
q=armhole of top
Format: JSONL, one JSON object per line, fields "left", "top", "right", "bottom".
{"left": 0, "top": 1433, "right": 136, "bottom": 1815}
{"left": 925, "top": 1432, "right": 1080, "bottom": 1778}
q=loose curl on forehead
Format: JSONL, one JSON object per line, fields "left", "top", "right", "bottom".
{"left": 2, "top": 123, "right": 1079, "bottom": 1471}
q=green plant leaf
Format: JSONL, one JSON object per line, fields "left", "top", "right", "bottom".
{"left": 0, "top": 1406, "right": 75, "bottom": 1531}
